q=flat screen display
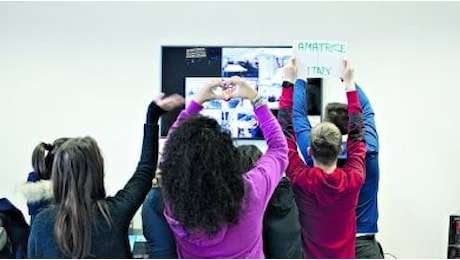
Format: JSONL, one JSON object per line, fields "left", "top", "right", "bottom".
{"left": 160, "top": 46, "right": 322, "bottom": 139}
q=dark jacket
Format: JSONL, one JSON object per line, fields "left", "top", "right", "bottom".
{"left": 21, "top": 172, "right": 53, "bottom": 224}
{"left": 0, "top": 198, "right": 30, "bottom": 259}
{"left": 263, "top": 177, "right": 303, "bottom": 259}
{"left": 27, "top": 102, "right": 164, "bottom": 259}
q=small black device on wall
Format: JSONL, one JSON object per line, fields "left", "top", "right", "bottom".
{"left": 160, "top": 46, "right": 323, "bottom": 139}
{"left": 448, "top": 213, "right": 460, "bottom": 259}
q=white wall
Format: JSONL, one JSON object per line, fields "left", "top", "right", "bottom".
{"left": 1, "top": 2, "right": 459, "bottom": 258}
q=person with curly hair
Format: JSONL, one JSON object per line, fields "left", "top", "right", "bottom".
{"left": 27, "top": 93, "right": 184, "bottom": 258}
{"left": 141, "top": 144, "right": 301, "bottom": 259}
{"left": 159, "top": 77, "right": 288, "bottom": 258}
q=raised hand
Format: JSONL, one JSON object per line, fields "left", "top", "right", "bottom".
{"left": 154, "top": 93, "right": 185, "bottom": 111}
{"left": 224, "top": 76, "right": 258, "bottom": 100}
{"left": 342, "top": 59, "right": 356, "bottom": 91}
{"left": 282, "top": 58, "right": 297, "bottom": 83}
{"left": 194, "top": 78, "right": 225, "bottom": 105}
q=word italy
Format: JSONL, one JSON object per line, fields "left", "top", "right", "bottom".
{"left": 307, "top": 66, "right": 332, "bottom": 76}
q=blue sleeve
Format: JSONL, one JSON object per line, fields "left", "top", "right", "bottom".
{"left": 27, "top": 228, "right": 36, "bottom": 258}
{"left": 293, "top": 79, "right": 313, "bottom": 166}
{"left": 27, "top": 172, "right": 38, "bottom": 182}
{"left": 141, "top": 188, "right": 177, "bottom": 258}
{"left": 356, "top": 84, "right": 379, "bottom": 153}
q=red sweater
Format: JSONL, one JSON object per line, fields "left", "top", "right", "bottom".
{"left": 279, "top": 86, "right": 366, "bottom": 258}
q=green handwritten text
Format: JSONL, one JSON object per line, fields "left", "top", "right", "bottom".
{"left": 297, "top": 42, "right": 346, "bottom": 53}
{"left": 308, "top": 66, "right": 332, "bottom": 76}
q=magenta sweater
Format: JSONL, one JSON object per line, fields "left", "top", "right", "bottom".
{"left": 164, "top": 100, "right": 288, "bottom": 258}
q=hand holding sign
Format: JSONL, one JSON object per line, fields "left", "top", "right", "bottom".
{"left": 282, "top": 58, "right": 297, "bottom": 83}
{"left": 342, "top": 59, "right": 356, "bottom": 92}
{"left": 293, "top": 40, "right": 347, "bottom": 78}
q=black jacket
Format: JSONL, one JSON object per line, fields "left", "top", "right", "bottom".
{"left": 0, "top": 198, "right": 30, "bottom": 259}
{"left": 263, "top": 177, "right": 303, "bottom": 259}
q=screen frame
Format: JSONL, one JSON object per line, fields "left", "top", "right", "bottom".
{"left": 159, "top": 45, "right": 323, "bottom": 139}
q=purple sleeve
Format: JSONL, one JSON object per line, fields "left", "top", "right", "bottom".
{"left": 165, "top": 100, "right": 203, "bottom": 140}
{"left": 244, "top": 104, "right": 288, "bottom": 205}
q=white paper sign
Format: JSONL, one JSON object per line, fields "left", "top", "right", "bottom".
{"left": 293, "top": 40, "right": 347, "bottom": 78}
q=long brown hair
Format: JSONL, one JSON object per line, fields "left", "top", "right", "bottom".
{"left": 52, "top": 136, "right": 111, "bottom": 258}
{"left": 31, "top": 138, "right": 70, "bottom": 180}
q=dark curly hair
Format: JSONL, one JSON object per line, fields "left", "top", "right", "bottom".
{"left": 160, "top": 114, "right": 245, "bottom": 237}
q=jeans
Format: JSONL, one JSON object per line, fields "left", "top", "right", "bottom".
{"left": 355, "top": 235, "right": 384, "bottom": 259}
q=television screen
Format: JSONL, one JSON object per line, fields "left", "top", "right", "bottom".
{"left": 186, "top": 77, "right": 261, "bottom": 138}
{"left": 222, "top": 47, "right": 292, "bottom": 110}
{"left": 160, "top": 46, "right": 323, "bottom": 139}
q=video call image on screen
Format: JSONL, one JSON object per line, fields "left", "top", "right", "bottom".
{"left": 185, "top": 77, "right": 261, "bottom": 139}
{"left": 222, "top": 47, "right": 292, "bottom": 110}
{"left": 160, "top": 46, "right": 323, "bottom": 139}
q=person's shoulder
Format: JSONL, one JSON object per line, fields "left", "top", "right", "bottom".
{"left": 29, "top": 207, "right": 57, "bottom": 238}
{"left": 34, "top": 206, "right": 57, "bottom": 224}
{"left": 339, "top": 167, "right": 365, "bottom": 187}
{"left": 304, "top": 167, "right": 321, "bottom": 176}
{"left": 289, "top": 167, "right": 315, "bottom": 185}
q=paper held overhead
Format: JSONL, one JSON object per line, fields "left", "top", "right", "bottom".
{"left": 293, "top": 40, "right": 347, "bottom": 78}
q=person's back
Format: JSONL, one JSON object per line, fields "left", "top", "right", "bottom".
{"left": 324, "top": 85, "right": 383, "bottom": 258}
{"left": 238, "top": 144, "right": 303, "bottom": 259}
{"left": 290, "top": 165, "right": 364, "bottom": 258}
{"left": 32, "top": 194, "right": 170, "bottom": 258}
{"left": 263, "top": 176, "right": 303, "bottom": 259}
{"left": 278, "top": 59, "right": 366, "bottom": 258}
{"left": 291, "top": 56, "right": 382, "bottom": 258}
{"left": 141, "top": 144, "right": 300, "bottom": 259}
{"left": 0, "top": 198, "right": 29, "bottom": 259}
{"left": 28, "top": 203, "right": 133, "bottom": 258}
{"left": 28, "top": 94, "right": 184, "bottom": 259}
{"left": 141, "top": 173, "right": 177, "bottom": 259}
{"left": 160, "top": 77, "right": 288, "bottom": 258}
{"left": 21, "top": 139, "right": 69, "bottom": 224}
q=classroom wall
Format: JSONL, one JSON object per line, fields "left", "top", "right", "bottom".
{"left": 1, "top": 1, "right": 460, "bottom": 258}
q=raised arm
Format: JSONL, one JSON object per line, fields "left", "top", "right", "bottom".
{"left": 110, "top": 94, "right": 184, "bottom": 221}
{"left": 277, "top": 59, "right": 309, "bottom": 183}
{"left": 341, "top": 61, "right": 366, "bottom": 180}
{"left": 356, "top": 84, "right": 379, "bottom": 154}
{"left": 293, "top": 78, "right": 313, "bottom": 165}
{"left": 225, "top": 76, "right": 288, "bottom": 200}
